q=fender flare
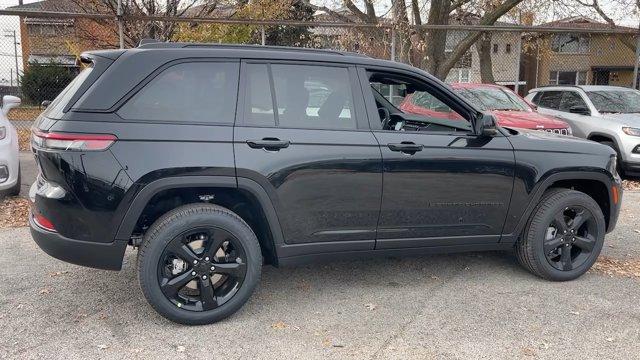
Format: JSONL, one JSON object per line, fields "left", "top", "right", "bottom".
{"left": 505, "top": 170, "right": 615, "bottom": 241}
{"left": 114, "top": 176, "right": 286, "bottom": 252}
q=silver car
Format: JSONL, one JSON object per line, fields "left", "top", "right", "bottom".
{"left": 525, "top": 85, "right": 640, "bottom": 176}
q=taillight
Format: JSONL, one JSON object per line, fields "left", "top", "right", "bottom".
{"left": 32, "top": 129, "right": 117, "bottom": 151}
{"left": 33, "top": 213, "right": 56, "bottom": 232}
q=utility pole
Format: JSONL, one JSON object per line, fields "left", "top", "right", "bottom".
{"left": 117, "top": 0, "right": 124, "bottom": 49}
{"left": 634, "top": 23, "right": 640, "bottom": 89}
{"left": 4, "top": 30, "right": 20, "bottom": 87}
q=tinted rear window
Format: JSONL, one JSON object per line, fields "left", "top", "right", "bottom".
{"left": 42, "top": 66, "right": 93, "bottom": 119}
{"left": 118, "top": 62, "right": 239, "bottom": 124}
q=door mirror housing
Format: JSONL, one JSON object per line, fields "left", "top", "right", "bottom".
{"left": 41, "top": 100, "right": 52, "bottom": 108}
{"left": 569, "top": 105, "right": 590, "bottom": 116}
{"left": 2, "top": 95, "right": 21, "bottom": 116}
{"left": 475, "top": 113, "right": 499, "bottom": 137}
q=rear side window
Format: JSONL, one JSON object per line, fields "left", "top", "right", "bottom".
{"left": 272, "top": 64, "right": 355, "bottom": 130}
{"left": 535, "top": 91, "right": 563, "bottom": 109}
{"left": 243, "top": 63, "right": 356, "bottom": 130}
{"left": 119, "top": 62, "right": 239, "bottom": 124}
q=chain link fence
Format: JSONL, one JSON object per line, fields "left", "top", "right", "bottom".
{"left": 0, "top": 7, "right": 638, "bottom": 141}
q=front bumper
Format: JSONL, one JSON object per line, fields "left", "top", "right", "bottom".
{"left": 0, "top": 133, "right": 19, "bottom": 191}
{"left": 29, "top": 215, "right": 128, "bottom": 270}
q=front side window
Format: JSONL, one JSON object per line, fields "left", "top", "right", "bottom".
{"left": 534, "top": 91, "right": 563, "bottom": 109}
{"left": 119, "top": 62, "right": 239, "bottom": 123}
{"left": 370, "top": 72, "right": 471, "bottom": 133}
{"left": 586, "top": 90, "right": 640, "bottom": 114}
{"left": 559, "top": 91, "right": 588, "bottom": 113}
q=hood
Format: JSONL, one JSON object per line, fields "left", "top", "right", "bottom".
{"left": 510, "top": 127, "right": 614, "bottom": 155}
{"left": 602, "top": 113, "right": 640, "bottom": 126}
{"left": 492, "top": 110, "right": 569, "bottom": 129}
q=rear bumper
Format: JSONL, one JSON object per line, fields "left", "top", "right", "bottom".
{"left": 622, "top": 161, "right": 640, "bottom": 176}
{"left": 29, "top": 215, "right": 127, "bottom": 270}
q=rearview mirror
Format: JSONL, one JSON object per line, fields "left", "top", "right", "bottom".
{"left": 2, "top": 95, "right": 21, "bottom": 116}
{"left": 475, "top": 113, "right": 499, "bottom": 137}
{"left": 569, "top": 105, "right": 590, "bottom": 116}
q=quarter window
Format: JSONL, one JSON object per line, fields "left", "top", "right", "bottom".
{"left": 119, "top": 62, "right": 239, "bottom": 123}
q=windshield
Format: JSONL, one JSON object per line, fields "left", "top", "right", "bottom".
{"left": 585, "top": 90, "right": 640, "bottom": 114}
{"left": 456, "top": 87, "right": 529, "bottom": 111}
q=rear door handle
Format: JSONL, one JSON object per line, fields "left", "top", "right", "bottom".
{"left": 246, "top": 138, "right": 290, "bottom": 151}
{"left": 387, "top": 142, "right": 423, "bottom": 154}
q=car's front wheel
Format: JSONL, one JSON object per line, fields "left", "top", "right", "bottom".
{"left": 137, "top": 203, "right": 262, "bottom": 325}
{"left": 516, "top": 188, "right": 605, "bottom": 281}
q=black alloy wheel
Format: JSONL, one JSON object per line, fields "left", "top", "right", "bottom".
{"left": 543, "top": 205, "right": 598, "bottom": 271}
{"left": 158, "top": 227, "right": 248, "bottom": 312}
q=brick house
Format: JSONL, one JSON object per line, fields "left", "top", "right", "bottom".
{"left": 521, "top": 16, "right": 638, "bottom": 92}
{"left": 7, "top": 0, "right": 118, "bottom": 72}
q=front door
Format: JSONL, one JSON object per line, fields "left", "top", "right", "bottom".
{"left": 234, "top": 61, "right": 382, "bottom": 254}
{"left": 359, "top": 68, "right": 515, "bottom": 249}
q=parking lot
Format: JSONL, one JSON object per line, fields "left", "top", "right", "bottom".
{"left": 0, "top": 154, "right": 638, "bottom": 359}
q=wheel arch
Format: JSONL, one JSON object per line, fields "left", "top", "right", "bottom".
{"left": 114, "top": 176, "right": 285, "bottom": 265}
{"left": 508, "top": 171, "right": 617, "bottom": 241}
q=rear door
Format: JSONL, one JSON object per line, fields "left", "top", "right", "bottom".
{"left": 233, "top": 61, "right": 382, "bottom": 255}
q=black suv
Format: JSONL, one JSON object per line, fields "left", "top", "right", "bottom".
{"left": 29, "top": 43, "right": 622, "bottom": 325}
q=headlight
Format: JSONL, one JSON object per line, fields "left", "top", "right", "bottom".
{"left": 566, "top": 126, "right": 573, "bottom": 136}
{"left": 0, "top": 126, "right": 5, "bottom": 140}
{"left": 622, "top": 127, "right": 640, "bottom": 136}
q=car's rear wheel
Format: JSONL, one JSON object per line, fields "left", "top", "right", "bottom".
{"left": 137, "top": 203, "right": 262, "bottom": 325}
{"left": 516, "top": 188, "right": 605, "bottom": 281}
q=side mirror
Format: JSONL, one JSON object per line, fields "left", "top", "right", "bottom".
{"left": 41, "top": 100, "right": 52, "bottom": 108}
{"left": 475, "top": 113, "right": 499, "bottom": 137}
{"left": 2, "top": 95, "right": 21, "bottom": 116}
{"left": 569, "top": 105, "right": 590, "bottom": 116}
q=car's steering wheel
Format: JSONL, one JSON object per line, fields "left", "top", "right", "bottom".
{"left": 378, "top": 108, "right": 392, "bottom": 130}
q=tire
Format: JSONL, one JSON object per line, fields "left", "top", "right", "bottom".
{"left": 137, "top": 203, "right": 262, "bottom": 325}
{"left": 1, "top": 164, "right": 20, "bottom": 197}
{"left": 516, "top": 188, "right": 605, "bottom": 281}
{"left": 600, "top": 141, "right": 624, "bottom": 177}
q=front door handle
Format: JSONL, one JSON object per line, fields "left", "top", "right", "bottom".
{"left": 387, "top": 142, "right": 423, "bottom": 154}
{"left": 246, "top": 138, "right": 290, "bottom": 151}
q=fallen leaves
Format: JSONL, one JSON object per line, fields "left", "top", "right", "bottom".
{"left": 271, "top": 321, "right": 288, "bottom": 329}
{"left": 0, "top": 197, "right": 29, "bottom": 229}
{"left": 48, "top": 271, "right": 69, "bottom": 278}
{"left": 17, "top": 129, "right": 31, "bottom": 151}
{"left": 592, "top": 256, "right": 640, "bottom": 278}
{"left": 622, "top": 179, "right": 640, "bottom": 191}
{"left": 364, "top": 303, "right": 377, "bottom": 311}
{"left": 97, "top": 344, "right": 109, "bottom": 350}
{"left": 39, "top": 288, "right": 50, "bottom": 295}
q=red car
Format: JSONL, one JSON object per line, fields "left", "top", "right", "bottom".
{"left": 399, "top": 83, "right": 572, "bottom": 135}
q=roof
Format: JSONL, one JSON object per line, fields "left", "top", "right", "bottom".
{"left": 538, "top": 16, "right": 636, "bottom": 31}
{"left": 5, "top": 0, "right": 80, "bottom": 12}
{"left": 529, "top": 85, "right": 638, "bottom": 92}
{"left": 137, "top": 42, "right": 370, "bottom": 58}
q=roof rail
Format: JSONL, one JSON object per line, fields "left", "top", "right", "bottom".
{"left": 137, "top": 41, "right": 370, "bottom": 58}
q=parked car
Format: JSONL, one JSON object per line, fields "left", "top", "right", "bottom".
{"left": 400, "top": 83, "right": 572, "bottom": 135}
{"left": 29, "top": 44, "right": 621, "bottom": 325}
{"left": 526, "top": 85, "right": 640, "bottom": 176}
{"left": 0, "top": 95, "right": 21, "bottom": 197}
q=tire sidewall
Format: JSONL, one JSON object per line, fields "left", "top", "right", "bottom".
{"left": 138, "top": 206, "right": 262, "bottom": 325}
{"left": 530, "top": 192, "right": 605, "bottom": 281}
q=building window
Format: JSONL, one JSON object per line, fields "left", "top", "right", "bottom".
{"left": 549, "top": 71, "right": 588, "bottom": 85}
{"left": 493, "top": 44, "right": 499, "bottom": 53}
{"left": 505, "top": 44, "right": 512, "bottom": 54}
{"left": 551, "top": 34, "right": 590, "bottom": 53}
{"left": 447, "top": 68, "right": 471, "bottom": 83}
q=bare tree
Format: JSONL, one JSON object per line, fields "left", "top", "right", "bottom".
{"left": 573, "top": 0, "right": 638, "bottom": 52}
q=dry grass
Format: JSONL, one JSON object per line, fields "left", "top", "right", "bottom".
{"left": 592, "top": 256, "right": 640, "bottom": 278}
{"left": 0, "top": 197, "right": 29, "bottom": 229}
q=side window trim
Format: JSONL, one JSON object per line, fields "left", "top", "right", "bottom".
{"left": 238, "top": 59, "right": 367, "bottom": 131}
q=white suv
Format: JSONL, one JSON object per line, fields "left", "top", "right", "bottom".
{"left": 0, "top": 95, "right": 22, "bottom": 196}
{"left": 526, "top": 85, "right": 640, "bottom": 176}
